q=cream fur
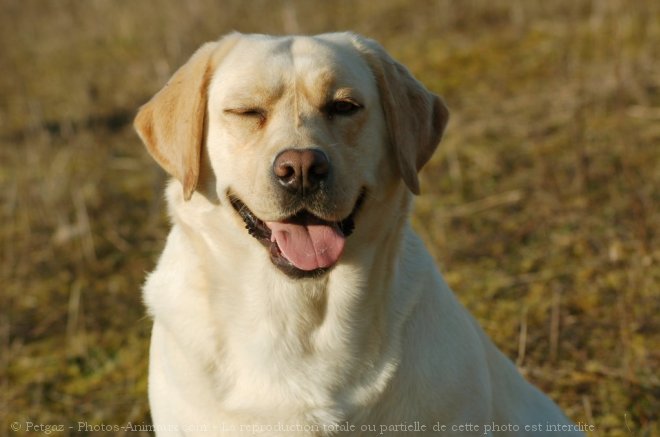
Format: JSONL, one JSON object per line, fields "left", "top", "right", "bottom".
{"left": 135, "top": 32, "right": 583, "bottom": 436}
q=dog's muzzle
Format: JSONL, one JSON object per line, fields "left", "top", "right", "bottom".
{"left": 229, "top": 191, "right": 365, "bottom": 279}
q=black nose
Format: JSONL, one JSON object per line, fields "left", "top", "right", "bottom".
{"left": 272, "top": 148, "right": 330, "bottom": 195}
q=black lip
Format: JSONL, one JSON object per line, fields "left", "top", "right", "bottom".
{"left": 229, "top": 191, "right": 365, "bottom": 279}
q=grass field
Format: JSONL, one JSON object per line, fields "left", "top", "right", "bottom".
{"left": 2, "top": 1, "right": 658, "bottom": 436}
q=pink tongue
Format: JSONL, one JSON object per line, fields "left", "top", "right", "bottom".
{"left": 265, "top": 219, "right": 346, "bottom": 271}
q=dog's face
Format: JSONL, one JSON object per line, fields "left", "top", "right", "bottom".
{"left": 135, "top": 33, "right": 449, "bottom": 278}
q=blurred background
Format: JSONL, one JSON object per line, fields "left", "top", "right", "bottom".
{"left": 1, "top": 0, "right": 658, "bottom": 435}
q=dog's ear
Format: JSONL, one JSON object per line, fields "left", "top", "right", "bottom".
{"left": 134, "top": 35, "right": 239, "bottom": 200}
{"left": 351, "top": 35, "right": 449, "bottom": 195}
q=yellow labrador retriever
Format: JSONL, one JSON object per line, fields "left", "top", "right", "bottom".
{"left": 134, "top": 32, "right": 583, "bottom": 436}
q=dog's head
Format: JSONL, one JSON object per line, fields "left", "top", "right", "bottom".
{"left": 134, "top": 32, "right": 449, "bottom": 278}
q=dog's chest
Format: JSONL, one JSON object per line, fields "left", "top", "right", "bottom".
{"left": 211, "top": 309, "right": 361, "bottom": 415}
{"left": 146, "top": 226, "right": 409, "bottom": 434}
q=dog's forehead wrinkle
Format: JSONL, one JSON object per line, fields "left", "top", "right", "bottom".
{"left": 289, "top": 36, "right": 371, "bottom": 109}
{"left": 216, "top": 35, "right": 373, "bottom": 122}
{"left": 213, "top": 39, "right": 293, "bottom": 103}
{"left": 223, "top": 84, "right": 285, "bottom": 106}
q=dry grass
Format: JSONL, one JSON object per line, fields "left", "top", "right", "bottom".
{"left": 2, "top": 0, "right": 658, "bottom": 436}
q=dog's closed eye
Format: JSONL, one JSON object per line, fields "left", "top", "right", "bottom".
{"left": 224, "top": 107, "right": 267, "bottom": 120}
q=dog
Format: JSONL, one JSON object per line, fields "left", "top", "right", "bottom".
{"left": 134, "top": 32, "right": 583, "bottom": 436}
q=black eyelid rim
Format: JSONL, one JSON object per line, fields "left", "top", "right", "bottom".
{"left": 224, "top": 107, "right": 267, "bottom": 118}
{"left": 326, "top": 98, "right": 363, "bottom": 116}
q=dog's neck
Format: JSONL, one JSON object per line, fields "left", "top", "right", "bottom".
{"left": 163, "top": 181, "right": 417, "bottom": 413}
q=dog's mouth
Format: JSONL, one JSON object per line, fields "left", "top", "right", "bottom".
{"left": 229, "top": 192, "right": 365, "bottom": 278}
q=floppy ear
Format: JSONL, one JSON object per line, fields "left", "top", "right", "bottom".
{"left": 134, "top": 35, "right": 238, "bottom": 200}
{"left": 351, "top": 35, "right": 449, "bottom": 195}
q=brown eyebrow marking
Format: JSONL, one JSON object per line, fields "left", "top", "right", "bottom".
{"left": 297, "top": 68, "right": 337, "bottom": 108}
{"left": 332, "top": 87, "right": 364, "bottom": 103}
{"left": 224, "top": 82, "right": 286, "bottom": 110}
